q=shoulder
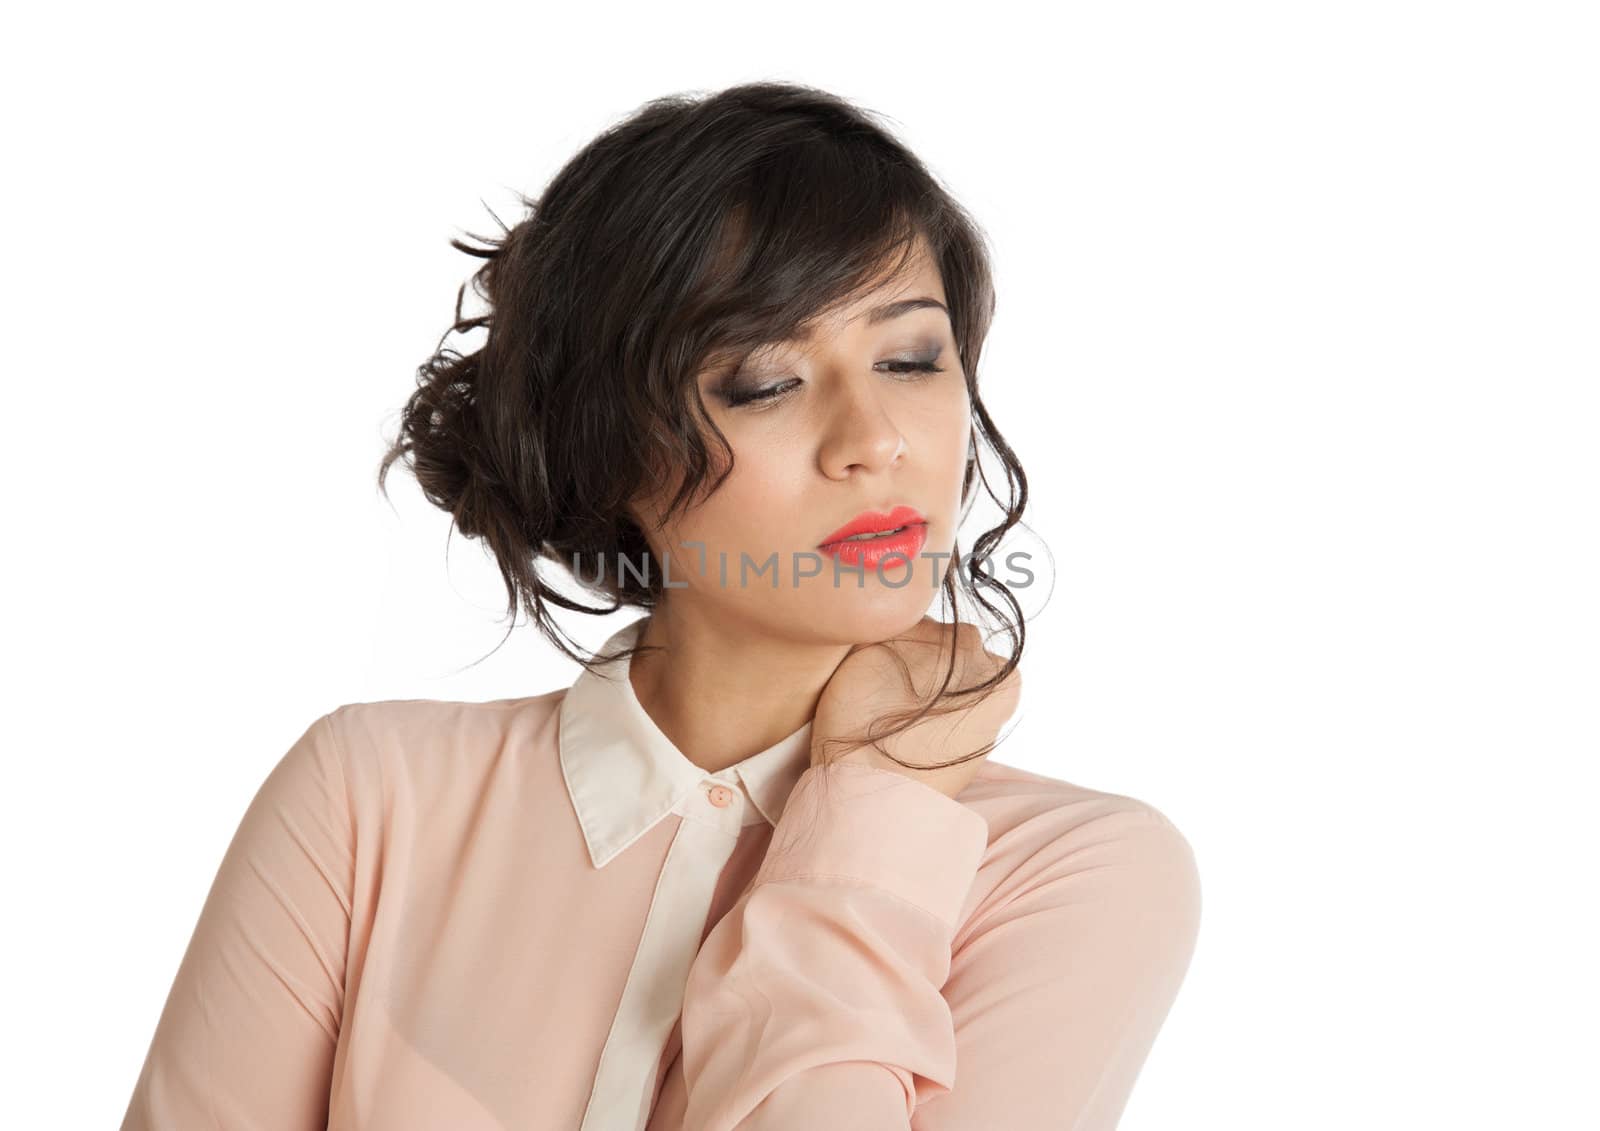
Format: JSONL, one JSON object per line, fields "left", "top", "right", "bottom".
{"left": 957, "top": 759, "right": 1201, "bottom": 949}
{"left": 965, "top": 758, "right": 1196, "bottom": 855}
{"left": 313, "top": 689, "right": 568, "bottom": 788}
{"left": 320, "top": 689, "right": 565, "bottom": 744}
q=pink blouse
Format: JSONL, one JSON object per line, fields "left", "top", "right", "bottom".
{"left": 119, "top": 618, "right": 1201, "bottom": 1130}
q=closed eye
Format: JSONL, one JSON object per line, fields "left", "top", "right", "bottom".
{"left": 719, "top": 358, "right": 947, "bottom": 410}
{"left": 878, "top": 359, "right": 945, "bottom": 378}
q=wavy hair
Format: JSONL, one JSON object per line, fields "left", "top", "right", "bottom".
{"left": 377, "top": 80, "right": 1033, "bottom": 774}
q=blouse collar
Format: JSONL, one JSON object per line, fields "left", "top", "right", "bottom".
{"left": 557, "top": 618, "right": 814, "bottom": 868}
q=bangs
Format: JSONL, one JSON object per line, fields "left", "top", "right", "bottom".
{"left": 673, "top": 137, "right": 937, "bottom": 371}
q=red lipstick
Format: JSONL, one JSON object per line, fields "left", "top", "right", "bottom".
{"left": 817, "top": 504, "right": 929, "bottom": 573}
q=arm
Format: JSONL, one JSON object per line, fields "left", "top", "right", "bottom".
{"left": 677, "top": 761, "right": 990, "bottom": 1131}
{"left": 917, "top": 801, "right": 1202, "bottom": 1129}
{"left": 677, "top": 764, "right": 1202, "bottom": 1130}
{"left": 119, "top": 711, "right": 356, "bottom": 1131}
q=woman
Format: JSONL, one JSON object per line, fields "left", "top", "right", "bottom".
{"left": 120, "top": 81, "right": 1201, "bottom": 1130}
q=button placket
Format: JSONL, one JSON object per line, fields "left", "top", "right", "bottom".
{"left": 679, "top": 778, "right": 746, "bottom": 836}
{"left": 578, "top": 789, "right": 742, "bottom": 1131}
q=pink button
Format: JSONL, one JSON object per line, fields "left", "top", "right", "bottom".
{"left": 707, "top": 784, "right": 733, "bottom": 808}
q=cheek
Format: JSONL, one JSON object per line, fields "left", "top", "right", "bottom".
{"left": 663, "top": 436, "right": 806, "bottom": 559}
{"left": 914, "top": 385, "right": 974, "bottom": 551}
{"left": 909, "top": 380, "right": 973, "bottom": 479}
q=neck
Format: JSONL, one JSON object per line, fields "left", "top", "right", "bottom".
{"left": 627, "top": 606, "right": 851, "bottom": 775}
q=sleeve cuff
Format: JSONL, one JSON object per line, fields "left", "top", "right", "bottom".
{"left": 756, "top": 761, "right": 990, "bottom": 928}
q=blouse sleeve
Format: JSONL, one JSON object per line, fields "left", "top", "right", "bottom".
{"left": 119, "top": 711, "right": 356, "bottom": 1131}
{"left": 676, "top": 761, "right": 991, "bottom": 1130}
{"left": 919, "top": 800, "right": 1202, "bottom": 1129}
{"left": 676, "top": 761, "right": 1202, "bottom": 1131}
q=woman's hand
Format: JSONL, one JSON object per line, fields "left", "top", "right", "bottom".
{"left": 810, "top": 616, "right": 1021, "bottom": 799}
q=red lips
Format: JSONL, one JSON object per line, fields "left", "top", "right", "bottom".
{"left": 817, "top": 504, "right": 928, "bottom": 549}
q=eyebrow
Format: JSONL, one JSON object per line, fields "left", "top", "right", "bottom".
{"left": 736, "top": 296, "right": 951, "bottom": 357}
{"left": 863, "top": 297, "right": 949, "bottom": 326}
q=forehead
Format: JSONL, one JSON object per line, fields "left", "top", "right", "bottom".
{"left": 787, "top": 238, "right": 949, "bottom": 344}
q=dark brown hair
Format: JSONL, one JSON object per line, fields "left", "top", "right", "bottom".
{"left": 377, "top": 80, "right": 1034, "bottom": 773}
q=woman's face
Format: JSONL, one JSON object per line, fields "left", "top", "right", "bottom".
{"left": 631, "top": 237, "right": 973, "bottom": 646}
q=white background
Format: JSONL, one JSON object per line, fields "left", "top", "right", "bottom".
{"left": 4, "top": 1, "right": 1596, "bottom": 1127}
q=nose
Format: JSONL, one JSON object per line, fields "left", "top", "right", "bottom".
{"left": 817, "top": 379, "right": 908, "bottom": 480}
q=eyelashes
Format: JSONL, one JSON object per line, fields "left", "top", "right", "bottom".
{"left": 718, "top": 358, "right": 947, "bottom": 410}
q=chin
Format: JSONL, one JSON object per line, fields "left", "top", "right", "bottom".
{"left": 789, "top": 587, "right": 937, "bottom": 646}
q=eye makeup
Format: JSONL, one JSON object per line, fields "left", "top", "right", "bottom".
{"left": 710, "top": 342, "right": 948, "bottom": 410}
